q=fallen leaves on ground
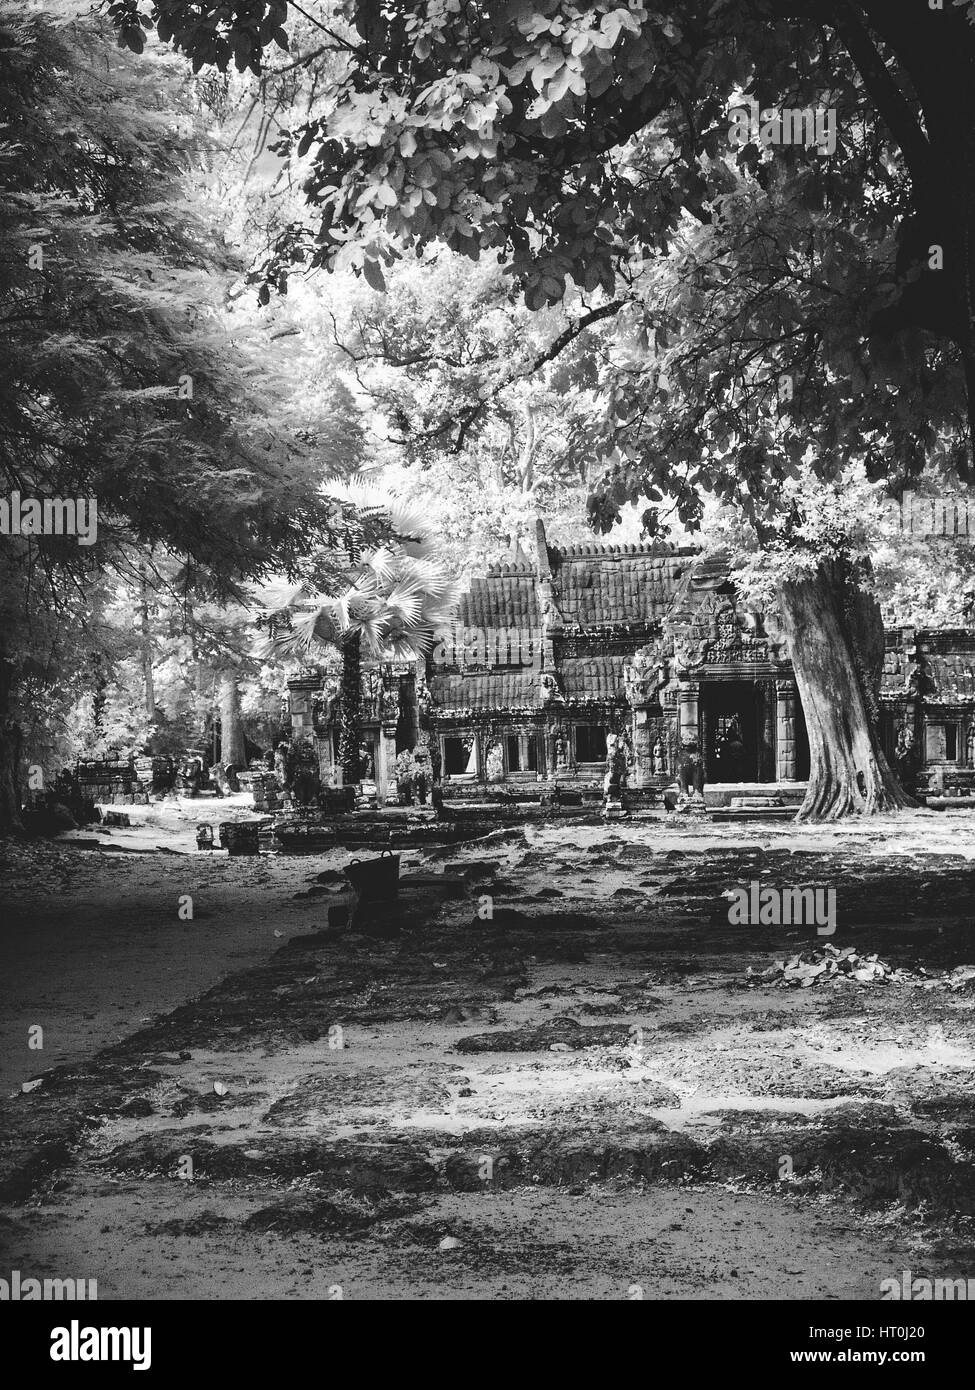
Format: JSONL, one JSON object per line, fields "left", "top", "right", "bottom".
{"left": 746, "top": 946, "right": 975, "bottom": 991}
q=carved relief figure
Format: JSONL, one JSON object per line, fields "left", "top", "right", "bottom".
{"left": 315, "top": 681, "right": 340, "bottom": 728}
{"left": 603, "top": 732, "right": 629, "bottom": 798}
{"left": 554, "top": 727, "right": 568, "bottom": 769}
{"left": 894, "top": 725, "right": 917, "bottom": 792}
{"left": 381, "top": 686, "right": 401, "bottom": 723}
{"left": 623, "top": 639, "right": 668, "bottom": 705}
{"left": 273, "top": 742, "right": 291, "bottom": 789}
{"left": 360, "top": 668, "right": 382, "bottom": 718}
{"left": 539, "top": 671, "right": 563, "bottom": 705}
{"left": 540, "top": 585, "right": 563, "bottom": 629}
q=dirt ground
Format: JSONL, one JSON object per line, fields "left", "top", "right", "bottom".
{"left": 2, "top": 803, "right": 975, "bottom": 1300}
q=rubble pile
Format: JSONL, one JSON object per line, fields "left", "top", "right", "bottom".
{"left": 746, "top": 945, "right": 975, "bottom": 991}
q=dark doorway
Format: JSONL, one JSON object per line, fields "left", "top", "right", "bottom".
{"left": 703, "top": 681, "right": 761, "bottom": 782}
{"left": 442, "top": 736, "right": 468, "bottom": 776}
{"left": 575, "top": 725, "right": 607, "bottom": 763}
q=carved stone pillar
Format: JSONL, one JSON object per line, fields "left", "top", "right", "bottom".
{"left": 776, "top": 678, "right": 798, "bottom": 782}
{"left": 530, "top": 727, "right": 543, "bottom": 778}
{"left": 318, "top": 730, "right": 337, "bottom": 788}
{"left": 758, "top": 681, "right": 776, "bottom": 783}
{"left": 287, "top": 676, "right": 319, "bottom": 743}
{"left": 700, "top": 701, "right": 714, "bottom": 782}
{"left": 543, "top": 725, "right": 556, "bottom": 779}
{"left": 376, "top": 723, "right": 398, "bottom": 805}
{"left": 678, "top": 680, "right": 701, "bottom": 747}
{"left": 631, "top": 708, "right": 653, "bottom": 786}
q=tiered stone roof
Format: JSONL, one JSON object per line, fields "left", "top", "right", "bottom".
{"left": 558, "top": 654, "right": 630, "bottom": 702}
{"left": 427, "top": 670, "right": 540, "bottom": 713}
{"left": 459, "top": 565, "right": 540, "bottom": 629}
{"left": 548, "top": 544, "right": 692, "bottom": 629}
{"left": 429, "top": 521, "right": 692, "bottom": 717}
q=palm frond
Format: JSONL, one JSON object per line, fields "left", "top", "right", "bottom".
{"left": 364, "top": 544, "right": 399, "bottom": 586}
{"left": 382, "top": 586, "right": 424, "bottom": 630}
{"left": 253, "top": 485, "right": 460, "bottom": 668}
{"left": 358, "top": 613, "right": 388, "bottom": 657}
{"left": 256, "top": 579, "right": 307, "bottom": 614}
{"left": 324, "top": 477, "right": 436, "bottom": 554}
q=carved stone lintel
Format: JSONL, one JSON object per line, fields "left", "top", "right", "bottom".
{"left": 665, "top": 567, "right": 788, "bottom": 672}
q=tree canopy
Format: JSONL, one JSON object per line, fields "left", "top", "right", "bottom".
{"left": 111, "top": 0, "right": 975, "bottom": 535}
{"left": 0, "top": 5, "right": 376, "bottom": 815}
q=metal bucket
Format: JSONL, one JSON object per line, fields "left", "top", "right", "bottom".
{"left": 220, "top": 822, "right": 260, "bottom": 856}
{"left": 344, "top": 849, "right": 399, "bottom": 902}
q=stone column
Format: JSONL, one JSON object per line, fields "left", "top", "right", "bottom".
{"left": 776, "top": 678, "right": 798, "bottom": 782}
{"left": 678, "top": 680, "right": 700, "bottom": 747}
{"left": 543, "top": 725, "right": 555, "bottom": 779}
{"left": 631, "top": 708, "right": 653, "bottom": 786}
{"left": 700, "top": 701, "right": 714, "bottom": 782}
{"left": 376, "top": 722, "right": 398, "bottom": 805}
{"left": 529, "top": 727, "right": 542, "bottom": 778}
{"left": 287, "top": 676, "right": 319, "bottom": 743}
{"left": 318, "top": 730, "right": 337, "bottom": 788}
{"left": 758, "top": 682, "right": 777, "bottom": 783}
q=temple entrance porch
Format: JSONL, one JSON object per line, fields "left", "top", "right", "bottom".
{"left": 701, "top": 679, "right": 764, "bottom": 781}
{"left": 696, "top": 675, "right": 810, "bottom": 785}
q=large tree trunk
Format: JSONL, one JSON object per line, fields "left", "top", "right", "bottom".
{"left": 779, "top": 563, "right": 915, "bottom": 822}
{"left": 338, "top": 631, "right": 363, "bottom": 783}
{"left": 0, "top": 652, "right": 25, "bottom": 834}
{"left": 90, "top": 651, "right": 107, "bottom": 749}
{"left": 841, "top": 0, "right": 975, "bottom": 463}
{"left": 0, "top": 722, "right": 24, "bottom": 834}
{"left": 218, "top": 671, "right": 247, "bottom": 767}
{"left": 0, "top": 644, "right": 24, "bottom": 828}
{"left": 138, "top": 564, "right": 155, "bottom": 721}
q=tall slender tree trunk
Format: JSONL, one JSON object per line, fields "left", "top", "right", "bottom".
{"left": 0, "top": 650, "right": 25, "bottom": 834}
{"left": 338, "top": 631, "right": 363, "bottom": 783}
{"left": 90, "top": 651, "right": 107, "bottom": 751}
{"left": 779, "top": 562, "right": 914, "bottom": 822}
{"left": 138, "top": 565, "right": 155, "bottom": 721}
{"left": 218, "top": 670, "right": 247, "bottom": 766}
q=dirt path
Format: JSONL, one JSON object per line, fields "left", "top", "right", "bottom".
{"left": 2, "top": 811, "right": 975, "bottom": 1299}
{"left": 0, "top": 811, "right": 313, "bottom": 1093}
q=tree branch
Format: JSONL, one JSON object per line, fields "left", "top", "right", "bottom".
{"left": 830, "top": 1, "right": 932, "bottom": 194}
{"left": 434, "top": 299, "right": 625, "bottom": 453}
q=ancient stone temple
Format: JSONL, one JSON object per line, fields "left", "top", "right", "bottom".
{"left": 287, "top": 660, "right": 420, "bottom": 805}
{"left": 880, "top": 628, "right": 975, "bottom": 796}
{"left": 422, "top": 521, "right": 809, "bottom": 802}
{"left": 288, "top": 519, "right": 975, "bottom": 805}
